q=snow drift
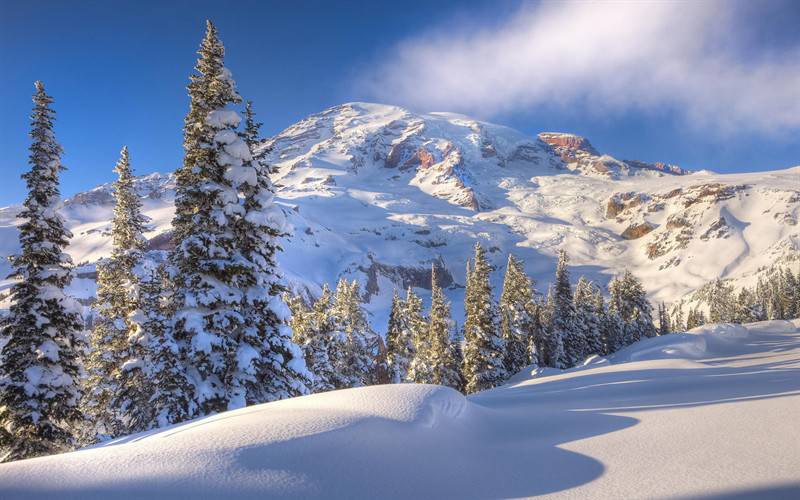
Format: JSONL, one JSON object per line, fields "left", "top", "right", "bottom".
{"left": 1, "top": 321, "right": 799, "bottom": 499}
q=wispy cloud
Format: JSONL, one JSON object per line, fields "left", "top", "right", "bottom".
{"left": 362, "top": 1, "right": 800, "bottom": 136}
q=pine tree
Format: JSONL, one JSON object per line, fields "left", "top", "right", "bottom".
{"left": 708, "top": 279, "right": 734, "bottom": 323}
{"left": 288, "top": 286, "right": 337, "bottom": 393}
{"left": 462, "top": 243, "right": 507, "bottom": 393}
{"left": 170, "top": 20, "right": 248, "bottom": 415}
{"left": 552, "top": 250, "right": 577, "bottom": 367}
{"left": 82, "top": 147, "right": 150, "bottom": 440}
{"left": 133, "top": 261, "right": 193, "bottom": 428}
{"left": 527, "top": 299, "right": 547, "bottom": 366}
{"left": 540, "top": 286, "right": 562, "bottom": 366}
{"left": 331, "top": 279, "right": 374, "bottom": 387}
{"left": 237, "top": 100, "right": 309, "bottom": 405}
{"left": 573, "top": 277, "right": 603, "bottom": 358}
{"left": 592, "top": 287, "right": 616, "bottom": 355}
{"left": 499, "top": 254, "right": 535, "bottom": 376}
{"left": 427, "top": 265, "right": 462, "bottom": 389}
{"left": 386, "top": 289, "right": 416, "bottom": 384}
{"left": 657, "top": 302, "right": 671, "bottom": 336}
{"left": 405, "top": 287, "right": 430, "bottom": 383}
{"left": 171, "top": 22, "right": 308, "bottom": 414}
{"left": 608, "top": 270, "right": 656, "bottom": 345}
{"left": 732, "top": 287, "right": 759, "bottom": 324}
{"left": 782, "top": 268, "right": 797, "bottom": 320}
{"left": 0, "top": 82, "right": 84, "bottom": 462}
{"left": 671, "top": 302, "right": 686, "bottom": 333}
{"left": 686, "top": 307, "right": 706, "bottom": 330}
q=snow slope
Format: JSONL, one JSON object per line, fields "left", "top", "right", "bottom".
{"left": 1, "top": 320, "right": 799, "bottom": 499}
{"left": 1, "top": 103, "right": 798, "bottom": 329}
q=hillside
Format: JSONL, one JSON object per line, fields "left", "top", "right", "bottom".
{"left": 1, "top": 102, "right": 798, "bottom": 328}
{"left": 1, "top": 319, "right": 798, "bottom": 499}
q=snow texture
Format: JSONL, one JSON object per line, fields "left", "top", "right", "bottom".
{"left": 1, "top": 320, "right": 799, "bottom": 499}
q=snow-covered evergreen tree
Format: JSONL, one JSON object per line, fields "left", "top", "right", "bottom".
{"left": 462, "top": 243, "right": 507, "bottom": 393}
{"left": 592, "top": 287, "right": 616, "bottom": 354}
{"left": 499, "top": 254, "right": 535, "bottom": 376}
{"left": 385, "top": 290, "right": 409, "bottom": 383}
{"left": 657, "top": 302, "right": 671, "bottom": 336}
{"left": 331, "top": 279, "right": 374, "bottom": 387}
{"left": 551, "top": 250, "right": 576, "bottom": 368}
{"left": 527, "top": 299, "right": 547, "bottom": 366}
{"left": 686, "top": 307, "right": 707, "bottom": 330}
{"left": 237, "top": 100, "right": 309, "bottom": 405}
{"left": 83, "top": 146, "right": 150, "bottom": 440}
{"left": 671, "top": 302, "right": 686, "bottom": 333}
{"left": 171, "top": 22, "right": 308, "bottom": 414}
{"left": 608, "top": 270, "right": 656, "bottom": 345}
{"left": 427, "top": 265, "right": 461, "bottom": 389}
{"left": 0, "top": 82, "right": 84, "bottom": 462}
{"left": 170, "top": 20, "right": 248, "bottom": 415}
{"left": 133, "top": 261, "right": 193, "bottom": 428}
{"left": 573, "top": 277, "right": 603, "bottom": 358}
{"left": 288, "top": 286, "right": 338, "bottom": 393}
{"left": 707, "top": 279, "right": 734, "bottom": 323}
{"left": 405, "top": 287, "right": 430, "bottom": 384}
{"left": 732, "top": 288, "right": 760, "bottom": 324}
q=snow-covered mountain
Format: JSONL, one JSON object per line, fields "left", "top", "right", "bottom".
{"left": 1, "top": 102, "right": 798, "bottom": 329}
{"left": 2, "top": 319, "right": 799, "bottom": 499}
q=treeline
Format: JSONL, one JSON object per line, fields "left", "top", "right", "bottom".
{"left": 288, "top": 246, "right": 660, "bottom": 395}
{"left": 671, "top": 266, "right": 800, "bottom": 329}
{"left": 0, "top": 22, "right": 310, "bottom": 462}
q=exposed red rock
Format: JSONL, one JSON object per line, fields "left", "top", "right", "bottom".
{"left": 621, "top": 222, "right": 655, "bottom": 240}
{"left": 538, "top": 132, "right": 599, "bottom": 156}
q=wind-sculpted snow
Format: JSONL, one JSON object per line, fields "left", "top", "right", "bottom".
{"left": 1, "top": 321, "right": 799, "bottom": 499}
{"left": 1, "top": 104, "right": 798, "bottom": 330}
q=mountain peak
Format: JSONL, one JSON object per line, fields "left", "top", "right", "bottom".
{"left": 538, "top": 132, "right": 599, "bottom": 156}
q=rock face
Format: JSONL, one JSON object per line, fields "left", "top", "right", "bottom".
{"left": 621, "top": 222, "right": 655, "bottom": 240}
{"left": 539, "top": 132, "right": 689, "bottom": 178}
{"left": 538, "top": 132, "right": 600, "bottom": 159}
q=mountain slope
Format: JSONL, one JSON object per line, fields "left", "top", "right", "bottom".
{"left": 1, "top": 103, "right": 798, "bottom": 328}
{"left": 1, "top": 320, "right": 798, "bottom": 499}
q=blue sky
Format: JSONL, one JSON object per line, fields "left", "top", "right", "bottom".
{"left": 1, "top": 0, "right": 799, "bottom": 206}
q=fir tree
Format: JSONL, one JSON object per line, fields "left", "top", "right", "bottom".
{"left": 134, "top": 261, "right": 193, "bottom": 428}
{"left": 171, "top": 22, "right": 308, "bottom": 414}
{"left": 608, "top": 269, "right": 656, "bottom": 345}
{"left": 331, "top": 279, "right": 374, "bottom": 387}
{"left": 83, "top": 146, "right": 150, "bottom": 440}
{"left": 707, "top": 279, "right": 734, "bottom": 323}
{"left": 237, "top": 100, "right": 309, "bottom": 405}
{"left": 592, "top": 287, "right": 616, "bottom": 355}
{"left": 288, "top": 286, "right": 337, "bottom": 393}
{"left": 573, "top": 277, "right": 603, "bottom": 358}
{"left": 671, "top": 302, "right": 686, "bottom": 333}
{"left": 386, "top": 289, "right": 415, "bottom": 384}
{"left": 427, "top": 265, "right": 462, "bottom": 389}
{"left": 732, "top": 288, "right": 759, "bottom": 324}
{"left": 0, "top": 82, "right": 84, "bottom": 462}
{"left": 551, "top": 250, "right": 577, "bottom": 368}
{"left": 657, "top": 302, "right": 671, "bottom": 336}
{"left": 462, "top": 243, "right": 507, "bottom": 393}
{"left": 405, "top": 287, "right": 430, "bottom": 383}
{"left": 527, "top": 299, "right": 547, "bottom": 366}
{"left": 499, "top": 254, "right": 535, "bottom": 376}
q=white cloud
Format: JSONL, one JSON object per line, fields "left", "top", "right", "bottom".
{"left": 362, "top": 1, "right": 800, "bottom": 136}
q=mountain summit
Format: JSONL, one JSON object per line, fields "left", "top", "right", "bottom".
{"left": 1, "top": 103, "right": 798, "bottom": 328}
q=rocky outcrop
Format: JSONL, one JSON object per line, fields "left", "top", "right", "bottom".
{"left": 621, "top": 222, "right": 655, "bottom": 240}
{"left": 360, "top": 256, "right": 455, "bottom": 301}
{"left": 538, "top": 132, "right": 599, "bottom": 159}
{"left": 606, "top": 192, "right": 647, "bottom": 219}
